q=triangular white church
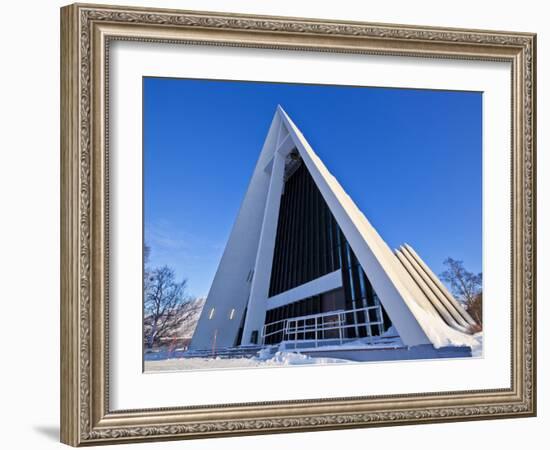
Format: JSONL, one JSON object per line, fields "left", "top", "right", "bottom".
{"left": 190, "top": 106, "right": 477, "bottom": 357}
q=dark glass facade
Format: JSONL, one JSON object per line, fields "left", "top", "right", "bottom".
{"left": 269, "top": 163, "right": 342, "bottom": 297}
{"left": 340, "top": 241, "right": 392, "bottom": 338}
{"left": 265, "top": 160, "right": 392, "bottom": 344}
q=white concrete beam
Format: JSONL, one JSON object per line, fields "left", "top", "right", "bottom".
{"left": 267, "top": 270, "right": 343, "bottom": 310}
{"left": 241, "top": 150, "right": 286, "bottom": 344}
{"left": 276, "top": 133, "right": 295, "bottom": 157}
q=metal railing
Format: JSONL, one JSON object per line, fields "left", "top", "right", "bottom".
{"left": 262, "top": 305, "right": 385, "bottom": 348}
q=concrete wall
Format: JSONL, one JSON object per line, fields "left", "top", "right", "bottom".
{"left": 189, "top": 113, "right": 282, "bottom": 350}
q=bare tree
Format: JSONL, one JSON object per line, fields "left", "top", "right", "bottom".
{"left": 468, "top": 292, "right": 482, "bottom": 326}
{"left": 440, "top": 258, "right": 482, "bottom": 327}
{"left": 144, "top": 265, "right": 191, "bottom": 349}
{"left": 174, "top": 298, "right": 206, "bottom": 339}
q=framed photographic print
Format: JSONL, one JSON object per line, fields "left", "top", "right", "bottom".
{"left": 60, "top": 3, "right": 537, "bottom": 446}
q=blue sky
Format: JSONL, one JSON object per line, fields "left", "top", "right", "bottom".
{"left": 144, "top": 77, "right": 482, "bottom": 298}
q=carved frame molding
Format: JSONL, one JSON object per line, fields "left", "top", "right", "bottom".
{"left": 60, "top": 3, "right": 536, "bottom": 446}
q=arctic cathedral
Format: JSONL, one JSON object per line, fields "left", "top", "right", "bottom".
{"left": 189, "top": 106, "right": 477, "bottom": 361}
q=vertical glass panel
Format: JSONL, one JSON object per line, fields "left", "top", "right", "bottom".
{"left": 327, "top": 213, "right": 334, "bottom": 271}
{"left": 358, "top": 271, "right": 367, "bottom": 299}
{"left": 345, "top": 241, "right": 354, "bottom": 268}
{"left": 348, "top": 268, "right": 356, "bottom": 301}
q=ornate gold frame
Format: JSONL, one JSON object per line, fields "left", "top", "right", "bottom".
{"left": 60, "top": 3, "right": 536, "bottom": 446}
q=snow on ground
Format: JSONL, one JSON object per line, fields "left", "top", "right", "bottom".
{"left": 405, "top": 299, "right": 482, "bottom": 349}
{"left": 144, "top": 351, "right": 354, "bottom": 372}
{"left": 144, "top": 330, "right": 484, "bottom": 372}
